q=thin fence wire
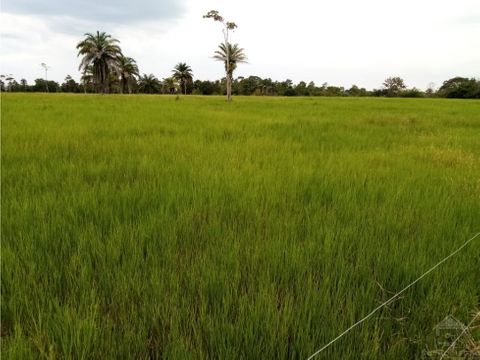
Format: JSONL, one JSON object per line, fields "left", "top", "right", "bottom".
{"left": 307, "top": 231, "right": 480, "bottom": 360}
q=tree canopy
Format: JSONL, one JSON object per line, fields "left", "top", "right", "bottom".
{"left": 76, "top": 31, "right": 122, "bottom": 93}
{"left": 172, "top": 63, "right": 193, "bottom": 95}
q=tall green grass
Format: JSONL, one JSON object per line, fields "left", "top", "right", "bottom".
{"left": 2, "top": 94, "right": 479, "bottom": 359}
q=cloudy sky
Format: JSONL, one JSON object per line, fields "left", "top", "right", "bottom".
{"left": 1, "top": 0, "right": 479, "bottom": 90}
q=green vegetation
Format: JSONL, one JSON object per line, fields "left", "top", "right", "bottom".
{"left": 3, "top": 74, "right": 480, "bottom": 99}
{"left": 2, "top": 94, "right": 479, "bottom": 359}
{"left": 212, "top": 42, "right": 247, "bottom": 99}
{"left": 2, "top": 25, "right": 478, "bottom": 99}
{"left": 204, "top": 10, "right": 243, "bottom": 101}
{"left": 172, "top": 63, "right": 194, "bottom": 96}
{"left": 76, "top": 31, "right": 124, "bottom": 94}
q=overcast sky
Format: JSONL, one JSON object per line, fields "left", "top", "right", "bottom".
{"left": 1, "top": 0, "right": 479, "bottom": 90}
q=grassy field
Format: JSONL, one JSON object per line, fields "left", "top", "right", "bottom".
{"left": 2, "top": 94, "right": 479, "bottom": 359}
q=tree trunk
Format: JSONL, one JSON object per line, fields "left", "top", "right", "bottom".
{"left": 226, "top": 73, "right": 232, "bottom": 101}
{"left": 225, "top": 37, "right": 231, "bottom": 102}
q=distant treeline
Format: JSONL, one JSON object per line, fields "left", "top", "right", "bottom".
{"left": 1, "top": 75, "right": 479, "bottom": 99}
{"left": 3, "top": 29, "right": 478, "bottom": 99}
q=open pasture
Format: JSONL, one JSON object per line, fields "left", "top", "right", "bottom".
{"left": 2, "top": 94, "right": 479, "bottom": 359}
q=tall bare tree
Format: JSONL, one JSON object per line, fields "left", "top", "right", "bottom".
{"left": 40, "top": 63, "right": 51, "bottom": 92}
{"left": 204, "top": 10, "right": 244, "bottom": 101}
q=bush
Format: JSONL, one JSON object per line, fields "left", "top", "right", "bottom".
{"left": 401, "top": 88, "right": 424, "bottom": 98}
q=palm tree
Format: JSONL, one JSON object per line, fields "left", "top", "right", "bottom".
{"left": 213, "top": 42, "right": 247, "bottom": 101}
{"left": 80, "top": 65, "right": 94, "bottom": 93}
{"left": 138, "top": 74, "right": 161, "bottom": 94}
{"left": 76, "top": 31, "right": 122, "bottom": 93}
{"left": 172, "top": 63, "right": 193, "bottom": 95}
{"left": 162, "top": 77, "right": 178, "bottom": 94}
{"left": 117, "top": 56, "right": 139, "bottom": 94}
{"left": 20, "top": 78, "right": 28, "bottom": 91}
